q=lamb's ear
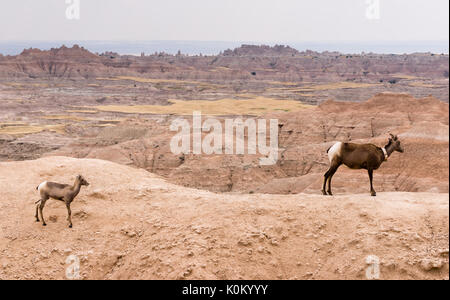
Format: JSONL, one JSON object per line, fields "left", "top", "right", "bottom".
{"left": 389, "top": 133, "right": 395, "bottom": 139}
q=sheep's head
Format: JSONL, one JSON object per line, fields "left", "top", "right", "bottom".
{"left": 77, "top": 175, "right": 90, "bottom": 186}
{"left": 389, "top": 134, "right": 404, "bottom": 153}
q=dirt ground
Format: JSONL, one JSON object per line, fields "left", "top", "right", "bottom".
{"left": 0, "top": 157, "right": 447, "bottom": 280}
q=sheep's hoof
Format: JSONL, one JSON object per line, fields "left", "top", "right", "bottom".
{"left": 327, "top": 191, "right": 333, "bottom": 196}
{"left": 69, "top": 224, "right": 73, "bottom": 228}
{"left": 35, "top": 219, "right": 40, "bottom": 222}
{"left": 371, "top": 191, "right": 377, "bottom": 197}
{"left": 42, "top": 223, "right": 47, "bottom": 226}
{"left": 321, "top": 190, "right": 327, "bottom": 196}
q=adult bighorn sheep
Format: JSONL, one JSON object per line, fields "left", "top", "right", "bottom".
{"left": 35, "top": 175, "right": 89, "bottom": 228}
{"left": 322, "top": 134, "right": 404, "bottom": 196}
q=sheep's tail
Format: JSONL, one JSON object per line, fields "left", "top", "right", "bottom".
{"left": 326, "top": 146, "right": 332, "bottom": 153}
{"left": 36, "top": 185, "right": 39, "bottom": 191}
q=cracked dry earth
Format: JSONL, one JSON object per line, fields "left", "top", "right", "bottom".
{"left": 0, "top": 156, "right": 448, "bottom": 280}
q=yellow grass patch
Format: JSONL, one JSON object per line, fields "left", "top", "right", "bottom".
{"left": 2, "top": 99, "right": 25, "bottom": 102}
{"left": 393, "top": 74, "right": 419, "bottom": 80}
{"left": 97, "top": 76, "right": 224, "bottom": 88}
{"left": 31, "top": 83, "right": 48, "bottom": 87}
{"left": 3, "top": 83, "right": 48, "bottom": 88}
{"left": 66, "top": 110, "right": 99, "bottom": 114}
{"left": 96, "top": 119, "right": 124, "bottom": 124}
{"left": 93, "top": 123, "right": 117, "bottom": 127}
{"left": 41, "top": 115, "right": 88, "bottom": 122}
{"left": 254, "top": 68, "right": 277, "bottom": 72}
{"left": 94, "top": 96, "right": 312, "bottom": 116}
{"left": 235, "top": 93, "right": 259, "bottom": 99}
{"left": 211, "top": 66, "right": 232, "bottom": 72}
{"left": 0, "top": 124, "right": 65, "bottom": 135}
{"left": 87, "top": 119, "right": 123, "bottom": 128}
{"left": 268, "top": 81, "right": 300, "bottom": 86}
{"left": 407, "top": 82, "right": 438, "bottom": 88}
{"left": 0, "top": 122, "right": 27, "bottom": 126}
{"left": 296, "top": 82, "right": 380, "bottom": 92}
{"left": 4, "top": 83, "right": 25, "bottom": 88}
{"left": 266, "top": 82, "right": 378, "bottom": 93}
{"left": 265, "top": 87, "right": 314, "bottom": 96}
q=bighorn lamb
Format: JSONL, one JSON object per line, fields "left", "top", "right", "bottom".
{"left": 35, "top": 175, "right": 89, "bottom": 227}
{"left": 322, "top": 134, "right": 404, "bottom": 196}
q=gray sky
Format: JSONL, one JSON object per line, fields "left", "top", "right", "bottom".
{"left": 0, "top": 0, "right": 448, "bottom": 42}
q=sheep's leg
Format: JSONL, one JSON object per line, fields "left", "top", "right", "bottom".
{"left": 65, "top": 202, "right": 73, "bottom": 228}
{"left": 368, "top": 169, "right": 376, "bottom": 196}
{"left": 327, "top": 163, "right": 340, "bottom": 196}
{"left": 39, "top": 199, "right": 48, "bottom": 226}
{"left": 322, "top": 169, "right": 330, "bottom": 195}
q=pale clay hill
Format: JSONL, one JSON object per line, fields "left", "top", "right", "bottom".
{"left": 47, "top": 93, "right": 449, "bottom": 195}
{"left": 0, "top": 156, "right": 448, "bottom": 280}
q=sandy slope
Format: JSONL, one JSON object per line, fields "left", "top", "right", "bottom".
{"left": 0, "top": 156, "right": 448, "bottom": 280}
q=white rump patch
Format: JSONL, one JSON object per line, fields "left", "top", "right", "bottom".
{"left": 327, "top": 142, "right": 342, "bottom": 162}
{"left": 37, "top": 181, "right": 47, "bottom": 192}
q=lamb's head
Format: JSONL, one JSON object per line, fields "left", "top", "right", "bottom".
{"left": 389, "top": 134, "right": 404, "bottom": 153}
{"left": 77, "top": 175, "right": 90, "bottom": 186}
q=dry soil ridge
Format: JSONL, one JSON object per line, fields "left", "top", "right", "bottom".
{"left": 0, "top": 156, "right": 448, "bottom": 280}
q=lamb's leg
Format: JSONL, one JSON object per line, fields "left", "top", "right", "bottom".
{"left": 39, "top": 199, "right": 48, "bottom": 226}
{"left": 368, "top": 169, "right": 376, "bottom": 196}
{"left": 35, "top": 201, "right": 41, "bottom": 222}
{"left": 65, "top": 202, "right": 73, "bottom": 228}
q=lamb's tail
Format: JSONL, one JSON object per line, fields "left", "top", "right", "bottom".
{"left": 35, "top": 184, "right": 42, "bottom": 204}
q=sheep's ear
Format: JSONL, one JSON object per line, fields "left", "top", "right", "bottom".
{"left": 389, "top": 133, "right": 395, "bottom": 139}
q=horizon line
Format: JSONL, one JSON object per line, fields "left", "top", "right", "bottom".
{"left": 0, "top": 40, "right": 448, "bottom": 56}
{"left": 1, "top": 39, "right": 448, "bottom": 43}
